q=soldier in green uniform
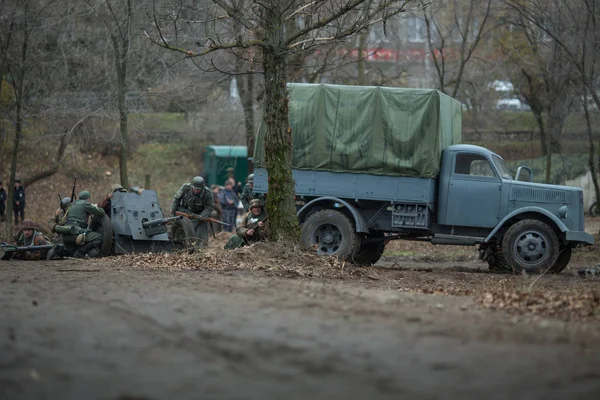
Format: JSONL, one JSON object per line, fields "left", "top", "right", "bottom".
{"left": 224, "top": 199, "right": 268, "bottom": 249}
{"left": 240, "top": 174, "right": 266, "bottom": 212}
{"left": 171, "top": 176, "right": 214, "bottom": 247}
{"left": 48, "top": 197, "right": 72, "bottom": 235}
{"left": 61, "top": 191, "right": 105, "bottom": 258}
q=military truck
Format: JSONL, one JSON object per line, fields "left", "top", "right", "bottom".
{"left": 252, "top": 83, "right": 594, "bottom": 274}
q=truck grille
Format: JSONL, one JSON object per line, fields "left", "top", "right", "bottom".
{"left": 509, "top": 187, "right": 566, "bottom": 203}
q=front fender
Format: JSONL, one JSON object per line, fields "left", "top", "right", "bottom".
{"left": 484, "top": 207, "right": 568, "bottom": 243}
{"left": 297, "top": 197, "right": 369, "bottom": 233}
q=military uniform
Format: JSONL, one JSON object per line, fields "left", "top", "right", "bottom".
{"left": 224, "top": 199, "right": 268, "bottom": 249}
{"left": 62, "top": 191, "right": 105, "bottom": 258}
{"left": 48, "top": 197, "right": 72, "bottom": 234}
{"left": 171, "top": 176, "right": 214, "bottom": 246}
{"left": 13, "top": 219, "right": 50, "bottom": 260}
{"left": 240, "top": 174, "right": 265, "bottom": 212}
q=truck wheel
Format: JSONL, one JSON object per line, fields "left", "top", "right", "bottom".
{"left": 502, "top": 219, "right": 560, "bottom": 274}
{"left": 301, "top": 209, "right": 359, "bottom": 261}
{"left": 171, "top": 217, "right": 195, "bottom": 249}
{"left": 352, "top": 232, "right": 386, "bottom": 266}
{"left": 548, "top": 246, "right": 572, "bottom": 274}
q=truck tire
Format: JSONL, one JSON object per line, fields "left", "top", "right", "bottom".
{"left": 89, "top": 214, "right": 113, "bottom": 257}
{"left": 501, "top": 219, "right": 560, "bottom": 274}
{"left": 352, "top": 232, "right": 386, "bottom": 266}
{"left": 171, "top": 217, "right": 195, "bottom": 249}
{"left": 548, "top": 246, "right": 572, "bottom": 274}
{"left": 301, "top": 209, "right": 360, "bottom": 261}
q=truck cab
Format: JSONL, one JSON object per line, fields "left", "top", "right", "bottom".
{"left": 432, "top": 144, "right": 593, "bottom": 273}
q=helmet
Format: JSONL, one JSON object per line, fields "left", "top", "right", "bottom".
{"left": 249, "top": 199, "right": 262, "bottom": 209}
{"left": 78, "top": 191, "right": 91, "bottom": 200}
{"left": 21, "top": 219, "right": 37, "bottom": 229}
{"left": 111, "top": 184, "right": 124, "bottom": 192}
{"left": 61, "top": 197, "right": 71, "bottom": 208}
{"left": 247, "top": 174, "right": 254, "bottom": 184}
{"left": 191, "top": 176, "right": 205, "bottom": 189}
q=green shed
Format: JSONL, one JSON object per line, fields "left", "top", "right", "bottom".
{"left": 203, "top": 145, "right": 248, "bottom": 187}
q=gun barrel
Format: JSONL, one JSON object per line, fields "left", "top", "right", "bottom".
{"left": 1, "top": 244, "right": 56, "bottom": 260}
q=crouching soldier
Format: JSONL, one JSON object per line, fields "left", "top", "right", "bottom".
{"left": 12, "top": 219, "right": 51, "bottom": 260}
{"left": 57, "top": 191, "right": 105, "bottom": 258}
{"left": 171, "top": 176, "right": 214, "bottom": 247}
{"left": 48, "top": 197, "right": 72, "bottom": 236}
{"left": 224, "top": 199, "right": 268, "bottom": 249}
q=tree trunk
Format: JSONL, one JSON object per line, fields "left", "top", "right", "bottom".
{"left": 357, "top": 32, "right": 367, "bottom": 85}
{"left": 545, "top": 95, "right": 570, "bottom": 183}
{"left": 239, "top": 73, "right": 255, "bottom": 173}
{"left": 262, "top": 37, "right": 300, "bottom": 242}
{"left": 117, "top": 61, "right": 129, "bottom": 189}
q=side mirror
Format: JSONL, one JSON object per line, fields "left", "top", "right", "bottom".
{"left": 515, "top": 166, "right": 532, "bottom": 182}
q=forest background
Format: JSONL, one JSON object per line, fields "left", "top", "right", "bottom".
{"left": 1, "top": 0, "right": 599, "bottom": 239}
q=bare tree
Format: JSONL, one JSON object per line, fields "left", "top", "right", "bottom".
{"left": 421, "top": 0, "right": 494, "bottom": 98}
{"left": 505, "top": 0, "right": 600, "bottom": 194}
{"left": 0, "top": 0, "right": 74, "bottom": 235}
{"left": 149, "top": 0, "right": 414, "bottom": 242}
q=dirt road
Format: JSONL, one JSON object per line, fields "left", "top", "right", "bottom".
{"left": 1, "top": 256, "right": 599, "bottom": 400}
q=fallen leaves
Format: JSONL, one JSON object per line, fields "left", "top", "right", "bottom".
{"left": 476, "top": 289, "right": 600, "bottom": 320}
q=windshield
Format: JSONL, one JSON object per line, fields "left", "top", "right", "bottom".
{"left": 493, "top": 155, "right": 512, "bottom": 180}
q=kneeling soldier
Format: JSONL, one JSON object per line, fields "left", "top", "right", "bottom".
{"left": 59, "top": 191, "right": 105, "bottom": 258}
{"left": 224, "top": 199, "right": 268, "bottom": 249}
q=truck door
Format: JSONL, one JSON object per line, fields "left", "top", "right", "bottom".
{"left": 444, "top": 153, "right": 501, "bottom": 228}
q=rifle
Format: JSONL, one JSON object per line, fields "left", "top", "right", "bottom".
{"left": 175, "top": 211, "right": 231, "bottom": 227}
{"left": 70, "top": 178, "right": 77, "bottom": 203}
{"left": 1, "top": 242, "right": 58, "bottom": 261}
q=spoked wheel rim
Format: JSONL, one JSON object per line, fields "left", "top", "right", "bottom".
{"left": 512, "top": 230, "right": 550, "bottom": 266}
{"left": 311, "top": 223, "right": 345, "bottom": 255}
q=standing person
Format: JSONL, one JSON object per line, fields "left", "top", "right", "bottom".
{"left": 240, "top": 174, "right": 266, "bottom": 212}
{"left": 13, "top": 179, "right": 25, "bottom": 225}
{"left": 171, "top": 176, "right": 214, "bottom": 246}
{"left": 210, "top": 184, "right": 224, "bottom": 233}
{"left": 0, "top": 180, "right": 6, "bottom": 222}
{"left": 220, "top": 179, "right": 238, "bottom": 232}
{"left": 61, "top": 191, "right": 105, "bottom": 258}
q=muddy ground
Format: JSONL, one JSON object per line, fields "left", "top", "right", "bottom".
{"left": 1, "top": 237, "right": 600, "bottom": 400}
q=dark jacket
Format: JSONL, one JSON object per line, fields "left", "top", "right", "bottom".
{"left": 0, "top": 187, "right": 6, "bottom": 205}
{"left": 220, "top": 188, "right": 238, "bottom": 210}
{"left": 13, "top": 186, "right": 25, "bottom": 208}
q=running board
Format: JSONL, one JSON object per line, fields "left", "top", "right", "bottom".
{"left": 431, "top": 234, "right": 484, "bottom": 246}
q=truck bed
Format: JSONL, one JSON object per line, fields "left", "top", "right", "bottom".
{"left": 253, "top": 168, "right": 437, "bottom": 205}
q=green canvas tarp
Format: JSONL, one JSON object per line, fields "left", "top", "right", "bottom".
{"left": 254, "top": 83, "right": 462, "bottom": 178}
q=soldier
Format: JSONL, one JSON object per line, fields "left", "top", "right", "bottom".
{"left": 98, "top": 184, "right": 128, "bottom": 216}
{"left": 13, "top": 219, "right": 50, "bottom": 260}
{"left": 171, "top": 176, "right": 214, "bottom": 246}
{"left": 48, "top": 197, "right": 72, "bottom": 235}
{"left": 224, "top": 199, "right": 268, "bottom": 249}
{"left": 0, "top": 180, "right": 6, "bottom": 222}
{"left": 240, "top": 174, "right": 265, "bottom": 212}
{"left": 13, "top": 179, "right": 25, "bottom": 225}
{"left": 61, "top": 191, "right": 105, "bottom": 258}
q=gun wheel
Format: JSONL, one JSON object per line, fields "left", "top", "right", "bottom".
{"left": 90, "top": 214, "right": 113, "bottom": 257}
{"left": 171, "top": 217, "right": 195, "bottom": 249}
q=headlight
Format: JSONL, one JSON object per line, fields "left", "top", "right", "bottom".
{"left": 558, "top": 206, "right": 568, "bottom": 219}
